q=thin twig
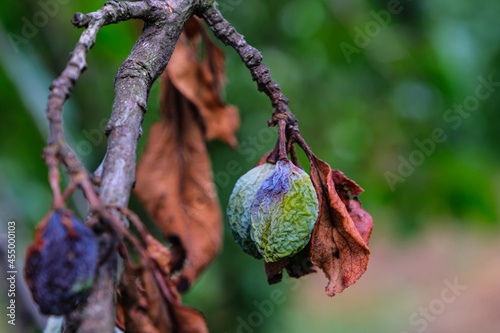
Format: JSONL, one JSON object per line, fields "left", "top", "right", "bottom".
{"left": 201, "top": 4, "right": 311, "bottom": 168}
{"left": 44, "top": 1, "right": 156, "bottom": 214}
{"left": 277, "top": 119, "right": 287, "bottom": 160}
{"left": 289, "top": 143, "right": 302, "bottom": 169}
{"left": 200, "top": 5, "right": 298, "bottom": 129}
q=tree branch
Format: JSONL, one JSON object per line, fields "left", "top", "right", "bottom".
{"left": 43, "top": 1, "right": 201, "bottom": 332}
{"left": 100, "top": 0, "right": 198, "bottom": 210}
{"left": 45, "top": 1, "right": 157, "bottom": 212}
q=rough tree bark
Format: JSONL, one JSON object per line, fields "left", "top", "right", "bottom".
{"left": 44, "top": 1, "right": 213, "bottom": 332}
{"left": 79, "top": 2, "right": 197, "bottom": 330}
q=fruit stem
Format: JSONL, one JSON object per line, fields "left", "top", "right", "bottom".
{"left": 278, "top": 119, "right": 287, "bottom": 160}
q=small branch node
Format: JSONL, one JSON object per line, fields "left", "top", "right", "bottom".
{"left": 72, "top": 12, "right": 90, "bottom": 28}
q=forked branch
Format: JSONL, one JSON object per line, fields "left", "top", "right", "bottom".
{"left": 44, "top": 1, "right": 199, "bottom": 331}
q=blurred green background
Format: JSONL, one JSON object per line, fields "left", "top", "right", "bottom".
{"left": 1, "top": 0, "right": 499, "bottom": 332}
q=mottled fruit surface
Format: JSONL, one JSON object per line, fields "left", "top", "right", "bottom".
{"left": 227, "top": 163, "right": 276, "bottom": 258}
{"left": 251, "top": 159, "right": 318, "bottom": 262}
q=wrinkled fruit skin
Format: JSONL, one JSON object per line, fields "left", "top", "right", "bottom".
{"left": 251, "top": 160, "right": 318, "bottom": 262}
{"left": 24, "top": 210, "right": 98, "bottom": 315}
{"left": 227, "top": 163, "right": 276, "bottom": 258}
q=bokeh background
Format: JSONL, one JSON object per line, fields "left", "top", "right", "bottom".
{"left": 1, "top": 0, "right": 499, "bottom": 332}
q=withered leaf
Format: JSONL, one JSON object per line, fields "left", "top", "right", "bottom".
{"left": 309, "top": 156, "right": 371, "bottom": 296}
{"left": 332, "top": 170, "right": 373, "bottom": 245}
{"left": 167, "top": 18, "right": 239, "bottom": 148}
{"left": 171, "top": 304, "right": 209, "bottom": 333}
{"left": 144, "top": 234, "right": 171, "bottom": 277}
{"left": 348, "top": 198, "right": 373, "bottom": 246}
{"left": 135, "top": 18, "right": 239, "bottom": 292}
{"left": 264, "top": 244, "right": 317, "bottom": 284}
{"left": 118, "top": 256, "right": 209, "bottom": 333}
{"left": 119, "top": 260, "right": 172, "bottom": 333}
{"left": 332, "top": 169, "right": 364, "bottom": 197}
{"left": 141, "top": 265, "right": 172, "bottom": 333}
{"left": 264, "top": 258, "right": 290, "bottom": 285}
{"left": 285, "top": 243, "right": 316, "bottom": 279}
{"left": 134, "top": 77, "right": 223, "bottom": 292}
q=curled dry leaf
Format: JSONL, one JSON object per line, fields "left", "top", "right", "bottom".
{"left": 285, "top": 244, "right": 316, "bottom": 279}
{"left": 332, "top": 170, "right": 373, "bottom": 245}
{"left": 167, "top": 18, "right": 239, "bottom": 148}
{"left": 264, "top": 258, "right": 291, "bottom": 285}
{"left": 119, "top": 260, "right": 171, "bottom": 333}
{"left": 264, "top": 244, "right": 316, "bottom": 285}
{"left": 134, "top": 78, "right": 223, "bottom": 292}
{"left": 347, "top": 198, "right": 373, "bottom": 246}
{"left": 144, "top": 233, "right": 172, "bottom": 278}
{"left": 309, "top": 156, "right": 372, "bottom": 296}
{"left": 171, "top": 304, "right": 210, "bottom": 333}
{"left": 118, "top": 255, "right": 209, "bottom": 333}
{"left": 135, "top": 18, "right": 238, "bottom": 292}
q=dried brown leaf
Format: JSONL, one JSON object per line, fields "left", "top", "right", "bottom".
{"left": 171, "top": 304, "right": 209, "bottom": 333}
{"left": 309, "top": 156, "right": 371, "bottom": 296}
{"left": 285, "top": 243, "right": 316, "bottom": 279}
{"left": 134, "top": 78, "right": 223, "bottom": 292}
{"left": 264, "top": 258, "right": 290, "bottom": 284}
{"left": 143, "top": 267, "right": 173, "bottom": 332}
{"left": 118, "top": 255, "right": 209, "bottom": 333}
{"left": 134, "top": 19, "right": 238, "bottom": 292}
{"left": 145, "top": 234, "right": 171, "bottom": 277}
{"left": 347, "top": 198, "right": 373, "bottom": 246}
{"left": 264, "top": 242, "right": 317, "bottom": 284}
{"left": 119, "top": 261, "right": 172, "bottom": 333}
{"left": 332, "top": 169, "right": 364, "bottom": 197}
{"left": 167, "top": 18, "right": 239, "bottom": 148}
{"left": 332, "top": 170, "right": 373, "bottom": 245}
